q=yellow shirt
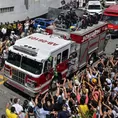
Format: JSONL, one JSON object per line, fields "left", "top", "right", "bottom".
{"left": 13, "top": 24, "right": 17, "bottom": 29}
{"left": 74, "top": 75, "right": 77, "bottom": 80}
{"left": 6, "top": 109, "right": 18, "bottom": 118}
{"left": 79, "top": 104, "right": 89, "bottom": 115}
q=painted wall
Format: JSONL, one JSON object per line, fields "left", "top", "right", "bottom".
{"left": 0, "top": 0, "right": 70, "bottom": 23}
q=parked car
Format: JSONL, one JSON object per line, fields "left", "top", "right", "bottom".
{"left": 33, "top": 18, "right": 54, "bottom": 29}
{"left": 85, "top": 0, "right": 104, "bottom": 15}
{"left": 104, "top": 0, "right": 117, "bottom": 7}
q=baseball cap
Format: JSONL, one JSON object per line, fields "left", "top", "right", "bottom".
{"left": 92, "top": 78, "right": 97, "bottom": 84}
{"left": 106, "top": 79, "right": 112, "bottom": 85}
{"left": 74, "top": 79, "right": 80, "bottom": 86}
{"left": 63, "top": 104, "right": 68, "bottom": 108}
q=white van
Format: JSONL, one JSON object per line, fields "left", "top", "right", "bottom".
{"left": 105, "top": 0, "right": 117, "bottom": 7}
{"left": 86, "top": 1, "right": 103, "bottom": 15}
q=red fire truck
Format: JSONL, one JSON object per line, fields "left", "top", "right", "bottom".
{"left": 4, "top": 21, "right": 107, "bottom": 97}
{"left": 103, "top": 5, "right": 118, "bottom": 36}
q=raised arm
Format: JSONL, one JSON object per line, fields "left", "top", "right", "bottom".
{"left": 56, "top": 83, "right": 60, "bottom": 97}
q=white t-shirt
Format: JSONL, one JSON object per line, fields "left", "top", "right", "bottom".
{"left": 1, "top": 28, "right": 7, "bottom": 34}
{"left": 12, "top": 103, "right": 23, "bottom": 114}
{"left": 3, "top": 50, "right": 8, "bottom": 59}
{"left": 24, "top": 22, "right": 29, "bottom": 30}
{"left": 19, "top": 112, "right": 26, "bottom": 118}
{"left": 112, "top": 110, "right": 118, "bottom": 118}
{"left": 29, "top": 101, "right": 35, "bottom": 108}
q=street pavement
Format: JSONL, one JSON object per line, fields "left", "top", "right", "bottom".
{"left": 105, "top": 37, "right": 118, "bottom": 57}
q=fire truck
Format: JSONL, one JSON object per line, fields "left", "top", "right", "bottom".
{"left": 4, "top": 33, "right": 78, "bottom": 97}
{"left": 46, "top": 21, "right": 108, "bottom": 67}
{"left": 4, "top": 21, "right": 107, "bottom": 97}
{"left": 102, "top": 5, "right": 118, "bottom": 36}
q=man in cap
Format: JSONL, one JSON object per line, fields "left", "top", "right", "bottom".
{"left": 58, "top": 104, "right": 70, "bottom": 118}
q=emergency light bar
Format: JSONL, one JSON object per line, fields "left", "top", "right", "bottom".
{"left": 13, "top": 45, "right": 37, "bottom": 56}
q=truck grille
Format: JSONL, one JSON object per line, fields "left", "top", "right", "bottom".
{"left": 12, "top": 69, "right": 25, "bottom": 85}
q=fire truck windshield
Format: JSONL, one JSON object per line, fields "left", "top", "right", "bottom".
{"left": 7, "top": 51, "right": 43, "bottom": 74}
{"left": 21, "top": 57, "right": 43, "bottom": 74}
{"left": 7, "top": 51, "right": 21, "bottom": 67}
{"left": 106, "top": 0, "right": 115, "bottom": 1}
{"left": 103, "top": 15, "right": 118, "bottom": 25}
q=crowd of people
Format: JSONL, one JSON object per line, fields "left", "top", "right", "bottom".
{"left": 61, "top": 0, "right": 87, "bottom": 9}
{"left": 55, "top": 9, "right": 100, "bottom": 31}
{"left": 1, "top": 54, "right": 117, "bottom": 118}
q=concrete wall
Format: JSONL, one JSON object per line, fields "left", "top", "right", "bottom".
{"left": 0, "top": 0, "right": 70, "bottom": 23}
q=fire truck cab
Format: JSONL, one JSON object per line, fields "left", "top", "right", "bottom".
{"left": 4, "top": 33, "right": 79, "bottom": 97}
{"left": 46, "top": 21, "right": 108, "bottom": 67}
{"left": 102, "top": 5, "right": 118, "bottom": 36}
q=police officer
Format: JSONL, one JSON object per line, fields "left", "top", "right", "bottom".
{"left": 65, "top": 10, "right": 71, "bottom": 29}
{"left": 70, "top": 9, "right": 78, "bottom": 24}
{"left": 87, "top": 14, "right": 93, "bottom": 26}
{"left": 94, "top": 13, "right": 99, "bottom": 24}
{"left": 81, "top": 16, "right": 87, "bottom": 29}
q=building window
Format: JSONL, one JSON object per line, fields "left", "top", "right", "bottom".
{"left": 0, "top": 7, "right": 14, "bottom": 13}
{"left": 24, "top": 0, "right": 29, "bottom": 10}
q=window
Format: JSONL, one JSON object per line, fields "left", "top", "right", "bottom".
{"left": 88, "top": 5, "right": 101, "bottom": 10}
{"left": 24, "top": 0, "right": 29, "bottom": 10}
{"left": 0, "top": 7, "right": 14, "bottom": 13}
{"left": 62, "top": 49, "right": 69, "bottom": 61}
{"left": 7, "top": 51, "right": 43, "bottom": 75}
{"left": 102, "top": 15, "right": 118, "bottom": 25}
{"left": 7, "top": 51, "right": 21, "bottom": 67}
{"left": 57, "top": 53, "right": 61, "bottom": 64}
{"left": 35, "top": 20, "right": 39, "bottom": 24}
{"left": 39, "top": 22, "right": 45, "bottom": 26}
{"left": 106, "top": 0, "right": 115, "bottom": 1}
{"left": 44, "top": 57, "right": 53, "bottom": 72}
{"left": 46, "top": 23, "right": 50, "bottom": 27}
{"left": 21, "top": 57, "right": 43, "bottom": 74}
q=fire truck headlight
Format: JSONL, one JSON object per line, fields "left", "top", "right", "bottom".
{"left": 25, "top": 83, "right": 28, "bottom": 87}
{"left": 26, "top": 81, "right": 37, "bottom": 88}
{"left": 30, "top": 82, "right": 37, "bottom": 88}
